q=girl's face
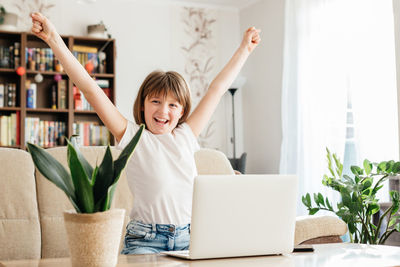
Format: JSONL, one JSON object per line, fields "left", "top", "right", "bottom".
{"left": 143, "top": 92, "right": 184, "bottom": 135}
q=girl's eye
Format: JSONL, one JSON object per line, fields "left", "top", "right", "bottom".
{"left": 170, "top": 104, "right": 178, "bottom": 108}
{"left": 152, "top": 100, "right": 160, "bottom": 104}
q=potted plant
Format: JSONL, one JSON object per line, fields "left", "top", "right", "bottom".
{"left": 27, "top": 124, "right": 144, "bottom": 267}
{"left": 0, "top": 6, "right": 5, "bottom": 24}
{"left": 302, "top": 148, "right": 400, "bottom": 244}
{"left": 87, "top": 21, "right": 111, "bottom": 39}
{"left": 0, "top": 5, "right": 18, "bottom": 31}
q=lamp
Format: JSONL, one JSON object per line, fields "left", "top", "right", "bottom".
{"left": 228, "top": 76, "right": 247, "bottom": 174}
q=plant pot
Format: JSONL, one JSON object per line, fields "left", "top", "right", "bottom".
{"left": 63, "top": 208, "right": 125, "bottom": 267}
{"left": 0, "top": 12, "right": 18, "bottom": 31}
{"left": 87, "top": 24, "right": 107, "bottom": 38}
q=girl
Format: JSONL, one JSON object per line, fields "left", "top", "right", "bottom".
{"left": 31, "top": 12, "right": 260, "bottom": 254}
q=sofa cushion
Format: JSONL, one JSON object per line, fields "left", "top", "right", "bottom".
{"left": 294, "top": 215, "right": 348, "bottom": 245}
{"left": 35, "top": 146, "right": 133, "bottom": 258}
{"left": 195, "top": 148, "right": 235, "bottom": 175}
{"left": 0, "top": 148, "right": 41, "bottom": 260}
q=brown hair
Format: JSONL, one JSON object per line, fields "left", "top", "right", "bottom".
{"left": 133, "top": 70, "right": 191, "bottom": 126}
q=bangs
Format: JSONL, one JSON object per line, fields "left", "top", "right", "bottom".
{"left": 145, "top": 74, "right": 186, "bottom": 105}
{"left": 133, "top": 70, "right": 191, "bottom": 125}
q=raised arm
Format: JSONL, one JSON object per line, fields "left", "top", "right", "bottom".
{"left": 30, "top": 12, "right": 127, "bottom": 141}
{"left": 186, "top": 27, "right": 261, "bottom": 137}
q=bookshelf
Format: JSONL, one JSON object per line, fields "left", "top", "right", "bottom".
{"left": 0, "top": 30, "right": 116, "bottom": 149}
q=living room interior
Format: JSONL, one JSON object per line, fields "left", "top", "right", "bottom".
{"left": 1, "top": 0, "right": 400, "bottom": 265}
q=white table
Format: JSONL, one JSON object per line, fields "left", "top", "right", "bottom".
{"left": 1, "top": 243, "right": 400, "bottom": 267}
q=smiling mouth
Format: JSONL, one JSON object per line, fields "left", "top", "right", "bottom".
{"left": 154, "top": 118, "right": 169, "bottom": 125}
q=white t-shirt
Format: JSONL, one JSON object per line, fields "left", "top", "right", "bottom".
{"left": 117, "top": 120, "right": 200, "bottom": 225}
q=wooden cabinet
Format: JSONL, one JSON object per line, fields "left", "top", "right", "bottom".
{"left": 0, "top": 30, "right": 116, "bottom": 148}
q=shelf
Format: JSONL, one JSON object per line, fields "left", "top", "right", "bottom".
{"left": 24, "top": 70, "right": 113, "bottom": 78}
{"left": 74, "top": 110, "right": 96, "bottom": 114}
{"left": 26, "top": 70, "right": 67, "bottom": 76}
{"left": 0, "top": 107, "right": 21, "bottom": 112}
{"left": 0, "top": 30, "right": 115, "bottom": 148}
{"left": 91, "top": 73, "right": 114, "bottom": 78}
{"left": 73, "top": 36, "right": 113, "bottom": 41}
{"left": 0, "top": 68, "right": 17, "bottom": 73}
{"left": 0, "top": 30, "right": 21, "bottom": 36}
{"left": 26, "top": 108, "right": 69, "bottom": 113}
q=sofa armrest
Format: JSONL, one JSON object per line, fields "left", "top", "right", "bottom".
{"left": 294, "top": 215, "right": 348, "bottom": 245}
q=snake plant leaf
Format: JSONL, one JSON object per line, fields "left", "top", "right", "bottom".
{"left": 93, "top": 146, "right": 114, "bottom": 205}
{"left": 67, "top": 143, "right": 94, "bottom": 213}
{"left": 68, "top": 136, "right": 94, "bottom": 180}
{"left": 69, "top": 196, "right": 81, "bottom": 213}
{"left": 91, "top": 166, "right": 99, "bottom": 186}
{"left": 101, "top": 183, "right": 118, "bottom": 211}
{"left": 114, "top": 124, "right": 145, "bottom": 181}
{"left": 27, "top": 143, "right": 76, "bottom": 204}
{"left": 98, "top": 125, "right": 145, "bottom": 211}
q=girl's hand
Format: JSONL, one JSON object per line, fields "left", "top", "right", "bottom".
{"left": 240, "top": 27, "right": 261, "bottom": 53}
{"left": 30, "top": 12, "right": 57, "bottom": 43}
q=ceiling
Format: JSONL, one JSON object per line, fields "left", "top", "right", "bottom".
{"left": 172, "top": 0, "right": 261, "bottom": 9}
{"left": 80, "top": 0, "right": 261, "bottom": 9}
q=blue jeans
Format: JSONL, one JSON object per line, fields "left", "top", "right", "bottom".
{"left": 121, "top": 220, "right": 190, "bottom": 255}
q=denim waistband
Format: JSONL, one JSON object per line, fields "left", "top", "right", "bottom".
{"left": 129, "top": 220, "right": 190, "bottom": 235}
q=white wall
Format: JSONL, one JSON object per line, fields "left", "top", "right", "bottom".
{"left": 3, "top": 0, "right": 241, "bottom": 155}
{"left": 239, "top": 0, "right": 285, "bottom": 174}
{"left": 393, "top": 0, "right": 400, "bottom": 156}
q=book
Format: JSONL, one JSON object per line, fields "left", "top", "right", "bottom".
{"left": 1, "top": 116, "right": 8, "bottom": 146}
{"left": 7, "top": 116, "right": 11, "bottom": 145}
{"left": 5, "top": 83, "right": 16, "bottom": 107}
{"left": 96, "top": 79, "right": 111, "bottom": 99}
{"left": 95, "top": 79, "right": 109, "bottom": 88}
{"left": 73, "top": 86, "right": 82, "bottom": 110}
{"left": 51, "top": 84, "right": 57, "bottom": 109}
{"left": 11, "top": 83, "right": 17, "bottom": 107}
{"left": 57, "top": 79, "right": 67, "bottom": 109}
{"left": 14, "top": 42, "right": 20, "bottom": 68}
{"left": 72, "top": 45, "right": 98, "bottom": 53}
{"left": 102, "top": 88, "right": 111, "bottom": 100}
{"left": 10, "top": 114, "right": 16, "bottom": 145}
{"left": 26, "top": 83, "right": 37, "bottom": 108}
{"left": 16, "top": 111, "right": 20, "bottom": 145}
{"left": 31, "top": 83, "right": 37, "bottom": 108}
{"left": 7, "top": 84, "right": 13, "bottom": 107}
{"left": 0, "top": 84, "right": 4, "bottom": 107}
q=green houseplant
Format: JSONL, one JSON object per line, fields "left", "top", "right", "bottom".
{"left": 0, "top": 5, "right": 17, "bottom": 31}
{"left": 302, "top": 148, "right": 400, "bottom": 244}
{"left": 0, "top": 6, "right": 6, "bottom": 25}
{"left": 27, "top": 124, "right": 144, "bottom": 267}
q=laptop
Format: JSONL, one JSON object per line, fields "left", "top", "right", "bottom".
{"left": 162, "top": 174, "right": 298, "bottom": 260}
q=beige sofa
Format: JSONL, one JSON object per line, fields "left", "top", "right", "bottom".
{"left": 0, "top": 147, "right": 347, "bottom": 261}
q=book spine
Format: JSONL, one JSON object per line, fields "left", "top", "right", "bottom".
{"left": 1, "top": 116, "right": 8, "bottom": 146}
{"left": 31, "top": 83, "right": 37, "bottom": 109}
{"left": 14, "top": 42, "right": 20, "bottom": 68}
{"left": 58, "top": 79, "right": 67, "bottom": 109}
{"left": 35, "top": 48, "right": 40, "bottom": 70}
{"left": 51, "top": 84, "right": 57, "bottom": 109}
{"left": 24, "top": 117, "right": 29, "bottom": 145}
{"left": 11, "top": 83, "right": 16, "bottom": 107}
{"left": 7, "top": 84, "right": 12, "bottom": 107}
{"left": 0, "top": 83, "right": 4, "bottom": 108}
{"left": 37, "top": 119, "right": 42, "bottom": 146}
{"left": 16, "top": 111, "right": 20, "bottom": 145}
{"left": 11, "top": 113, "right": 16, "bottom": 146}
{"left": 7, "top": 116, "right": 11, "bottom": 146}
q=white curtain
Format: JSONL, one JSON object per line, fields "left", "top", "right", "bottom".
{"left": 280, "top": 0, "right": 398, "bottom": 215}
